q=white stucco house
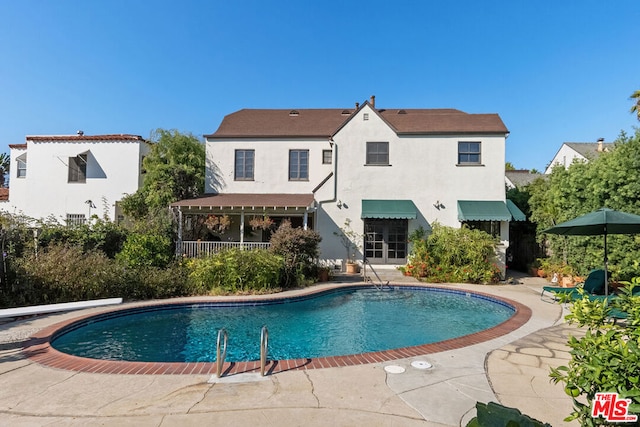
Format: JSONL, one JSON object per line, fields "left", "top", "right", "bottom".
{"left": 172, "top": 97, "right": 524, "bottom": 275}
{"left": 544, "top": 138, "right": 614, "bottom": 174}
{"left": 3, "top": 133, "right": 150, "bottom": 224}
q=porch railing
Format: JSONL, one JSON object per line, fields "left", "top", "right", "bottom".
{"left": 180, "top": 241, "right": 271, "bottom": 258}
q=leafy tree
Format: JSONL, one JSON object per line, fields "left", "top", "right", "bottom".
{"left": 631, "top": 89, "right": 640, "bottom": 121}
{"left": 505, "top": 162, "right": 515, "bottom": 171}
{"left": 529, "top": 129, "right": 640, "bottom": 279}
{"left": 0, "top": 153, "right": 9, "bottom": 187}
{"left": 121, "top": 129, "right": 205, "bottom": 219}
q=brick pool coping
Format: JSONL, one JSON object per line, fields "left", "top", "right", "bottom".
{"left": 23, "top": 283, "right": 532, "bottom": 375}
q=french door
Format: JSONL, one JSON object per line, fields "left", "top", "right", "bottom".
{"left": 364, "top": 219, "right": 408, "bottom": 264}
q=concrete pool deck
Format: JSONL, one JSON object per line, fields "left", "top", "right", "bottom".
{"left": 0, "top": 272, "right": 580, "bottom": 426}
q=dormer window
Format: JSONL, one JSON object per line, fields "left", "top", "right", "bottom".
{"left": 289, "top": 110, "right": 299, "bottom": 117}
{"left": 69, "top": 153, "right": 87, "bottom": 183}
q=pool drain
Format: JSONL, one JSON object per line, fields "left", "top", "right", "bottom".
{"left": 384, "top": 365, "right": 405, "bottom": 374}
{"left": 411, "top": 360, "right": 433, "bottom": 370}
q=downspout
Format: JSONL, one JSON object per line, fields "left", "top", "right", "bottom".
{"left": 315, "top": 139, "right": 338, "bottom": 207}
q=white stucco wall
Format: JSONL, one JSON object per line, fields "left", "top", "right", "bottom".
{"left": 205, "top": 137, "right": 333, "bottom": 194}
{"left": 544, "top": 144, "right": 584, "bottom": 174}
{"left": 316, "top": 105, "right": 508, "bottom": 263}
{"left": 4, "top": 138, "right": 148, "bottom": 222}
{"left": 206, "top": 104, "right": 509, "bottom": 271}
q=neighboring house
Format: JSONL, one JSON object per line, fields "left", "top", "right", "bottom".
{"left": 505, "top": 170, "right": 544, "bottom": 190}
{"left": 3, "top": 133, "right": 150, "bottom": 224}
{"left": 544, "top": 138, "right": 614, "bottom": 174}
{"left": 172, "top": 97, "right": 524, "bottom": 276}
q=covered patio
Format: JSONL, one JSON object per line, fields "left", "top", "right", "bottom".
{"left": 171, "top": 193, "right": 316, "bottom": 257}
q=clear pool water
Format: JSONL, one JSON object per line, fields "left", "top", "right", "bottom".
{"left": 52, "top": 287, "right": 514, "bottom": 363}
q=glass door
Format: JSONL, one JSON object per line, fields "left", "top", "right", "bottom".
{"left": 364, "top": 220, "right": 407, "bottom": 264}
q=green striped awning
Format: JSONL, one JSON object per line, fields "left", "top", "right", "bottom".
{"left": 361, "top": 200, "right": 418, "bottom": 219}
{"left": 458, "top": 200, "right": 515, "bottom": 222}
{"left": 506, "top": 199, "right": 526, "bottom": 221}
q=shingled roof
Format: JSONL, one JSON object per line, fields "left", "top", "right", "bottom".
{"left": 565, "top": 142, "right": 614, "bottom": 159}
{"left": 171, "top": 193, "right": 315, "bottom": 209}
{"left": 206, "top": 106, "right": 508, "bottom": 138}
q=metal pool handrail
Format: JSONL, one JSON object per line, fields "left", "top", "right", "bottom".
{"left": 216, "top": 328, "right": 228, "bottom": 377}
{"left": 260, "top": 325, "right": 269, "bottom": 376}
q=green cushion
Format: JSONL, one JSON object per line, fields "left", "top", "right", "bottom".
{"left": 583, "top": 269, "right": 606, "bottom": 295}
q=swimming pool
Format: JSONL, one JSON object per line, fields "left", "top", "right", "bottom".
{"left": 51, "top": 286, "right": 516, "bottom": 364}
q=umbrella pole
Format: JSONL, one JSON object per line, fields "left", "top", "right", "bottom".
{"left": 604, "top": 229, "right": 608, "bottom": 297}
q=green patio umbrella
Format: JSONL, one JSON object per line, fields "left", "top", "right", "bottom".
{"left": 544, "top": 208, "right": 640, "bottom": 296}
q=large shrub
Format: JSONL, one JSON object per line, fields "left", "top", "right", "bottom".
{"left": 268, "top": 220, "right": 321, "bottom": 287}
{"left": 37, "top": 218, "right": 128, "bottom": 258}
{"left": 550, "top": 279, "right": 640, "bottom": 424}
{"left": 116, "top": 232, "right": 173, "bottom": 268}
{"left": 403, "top": 223, "right": 500, "bottom": 284}
{"left": 13, "top": 244, "right": 122, "bottom": 305}
{"left": 186, "top": 248, "right": 283, "bottom": 294}
{"left": 117, "top": 262, "right": 193, "bottom": 300}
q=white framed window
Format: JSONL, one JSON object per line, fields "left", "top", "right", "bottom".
{"left": 366, "top": 142, "right": 389, "bottom": 165}
{"left": 322, "top": 149, "right": 332, "bottom": 164}
{"left": 458, "top": 142, "right": 481, "bottom": 165}
{"left": 66, "top": 214, "right": 86, "bottom": 227}
{"left": 68, "top": 154, "right": 87, "bottom": 183}
{"left": 16, "top": 154, "right": 27, "bottom": 178}
{"left": 289, "top": 150, "right": 309, "bottom": 181}
{"left": 235, "top": 150, "right": 254, "bottom": 180}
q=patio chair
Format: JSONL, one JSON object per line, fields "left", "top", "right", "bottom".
{"left": 540, "top": 269, "right": 606, "bottom": 301}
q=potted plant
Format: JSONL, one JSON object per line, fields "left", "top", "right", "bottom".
{"left": 334, "top": 218, "right": 362, "bottom": 274}
{"left": 317, "top": 266, "right": 331, "bottom": 282}
{"left": 203, "top": 214, "right": 231, "bottom": 234}
{"left": 249, "top": 215, "right": 275, "bottom": 230}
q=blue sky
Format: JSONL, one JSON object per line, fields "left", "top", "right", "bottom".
{"left": 1, "top": 1, "right": 638, "bottom": 171}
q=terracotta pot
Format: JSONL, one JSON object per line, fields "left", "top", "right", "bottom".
{"left": 346, "top": 263, "right": 360, "bottom": 274}
{"left": 561, "top": 276, "right": 574, "bottom": 288}
{"left": 318, "top": 269, "right": 330, "bottom": 282}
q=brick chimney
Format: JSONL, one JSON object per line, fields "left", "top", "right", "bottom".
{"left": 370, "top": 95, "right": 375, "bottom": 108}
{"left": 597, "top": 138, "right": 604, "bottom": 152}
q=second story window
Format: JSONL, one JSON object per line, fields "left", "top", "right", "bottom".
{"left": 289, "top": 150, "right": 309, "bottom": 181}
{"left": 234, "top": 149, "right": 254, "bottom": 180}
{"left": 68, "top": 154, "right": 87, "bottom": 183}
{"left": 322, "top": 149, "right": 332, "bottom": 164}
{"left": 366, "top": 142, "right": 389, "bottom": 165}
{"left": 16, "top": 154, "right": 27, "bottom": 178}
{"left": 458, "top": 142, "right": 481, "bottom": 165}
